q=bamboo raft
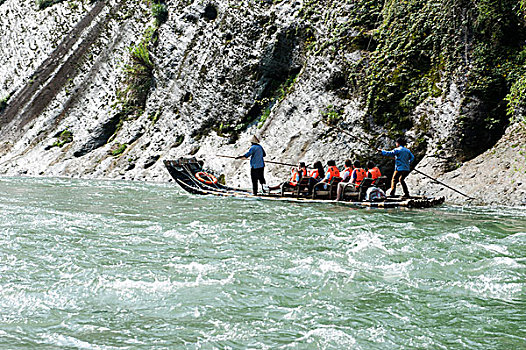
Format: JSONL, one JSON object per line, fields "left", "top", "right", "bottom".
{"left": 164, "top": 158, "right": 445, "bottom": 209}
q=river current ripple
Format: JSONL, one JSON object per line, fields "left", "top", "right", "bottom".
{"left": 0, "top": 177, "right": 524, "bottom": 349}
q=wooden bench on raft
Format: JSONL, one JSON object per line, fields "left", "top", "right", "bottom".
{"left": 281, "top": 176, "right": 315, "bottom": 197}
{"left": 312, "top": 176, "right": 342, "bottom": 200}
{"left": 374, "top": 176, "right": 389, "bottom": 192}
{"left": 340, "top": 177, "right": 375, "bottom": 201}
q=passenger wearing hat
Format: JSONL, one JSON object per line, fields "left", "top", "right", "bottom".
{"left": 378, "top": 137, "right": 414, "bottom": 197}
{"left": 236, "top": 135, "right": 268, "bottom": 195}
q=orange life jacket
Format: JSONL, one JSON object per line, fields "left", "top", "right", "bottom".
{"left": 289, "top": 168, "right": 301, "bottom": 186}
{"left": 367, "top": 167, "right": 381, "bottom": 183}
{"left": 327, "top": 166, "right": 340, "bottom": 181}
{"left": 309, "top": 169, "right": 319, "bottom": 179}
{"left": 352, "top": 168, "right": 367, "bottom": 186}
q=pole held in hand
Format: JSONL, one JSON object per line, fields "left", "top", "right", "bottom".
{"left": 217, "top": 155, "right": 298, "bottom": 167}
{"left": 412, "top": 169, "right": 475, "bottom": 200}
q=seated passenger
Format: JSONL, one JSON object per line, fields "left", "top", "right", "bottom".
{"left": 350, "top": 160, "right": 367, "bottom": 187}
{"left": 306, "top": 161, "right": 324, "bottom": 195}
{"left": 319, "top": 160, "right": 340, "bottom": 186}
{"left": 335, "top": 159, "right": 353, "bottom": 201}
{"left": 288, "top": 162, "right": 307, "bottom": 186}
{"left": 309, "top": 161, "right": 325, "bottom": 181}
{"left": 366, "top": 161, "right": 382, "bottom": 184}
{"left": 298, "top": 162, "right": 307, "bottom": 178}
{"left": 268, "top": 162, "right": 307, "bottom": 191}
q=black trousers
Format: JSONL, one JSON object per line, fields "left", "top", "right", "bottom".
{"left": 250, "top": 167, "right": 266, "bottom": 195}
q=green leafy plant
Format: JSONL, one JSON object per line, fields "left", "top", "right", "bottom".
{"left": 111, "top": 143, "right": 127, "bottom": 157}
{"left": 115, "top": 41, "right": 154, "bottom": 120}
{"left": 302, "top": 0, "right": 526, "bottom": 145}
{"left": 506, "top": 74, "right": 526, "bottom": 123}
{"left": 52, "top": 129, "right": 73, "bottom": 148}
{"left": 0, "top": 96, "right": 8, "bottom": 113}
{"left": 174, "top": 135, "right": 184, "bottom": 147}
{"left": 257, "top": 108, "right": 271, "bottom": 128}
{"left": 151, "top": 3, "right": 168, "bottom": 26}
{"left": 148, "top": 109, "right": 162, "bottom": 124}
{"left": 321, "top": 105, "right": 343, "bottom": 126}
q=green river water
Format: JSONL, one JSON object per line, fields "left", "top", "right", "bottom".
{"left": 0, "top": 177, "right": 524, "bottom": 349}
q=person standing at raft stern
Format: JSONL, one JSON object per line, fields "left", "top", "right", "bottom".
{"left": 236, "top": 135, "right": 267, "bottom": 195}
{"left": 378, "top": 138, "right": 414, "bottom": 198}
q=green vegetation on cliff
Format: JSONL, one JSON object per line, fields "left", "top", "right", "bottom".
{"left": 52, "top": 129, "right": 73, "bottom": 148}
{"left": 113, "top": 0, "right": 167, "bottom": 128}
{"left": 302, "top": 0, "right": 526, "bottom": 153}
{"left": 117, "top": 41, "right": 154, "bottom": 118}
{"left": 506, "top": 0, "right": 526, "bottom": 123}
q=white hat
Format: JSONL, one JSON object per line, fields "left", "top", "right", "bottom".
{"left": 250, "top": 135, "right": 260, "bottom": 144}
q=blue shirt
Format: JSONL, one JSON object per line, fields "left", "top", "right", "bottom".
{"left": 382, "top": 146, "right": 414, "bottom": 171}
{"left": 244, "top": 144, "right": 266, "bottom": 169}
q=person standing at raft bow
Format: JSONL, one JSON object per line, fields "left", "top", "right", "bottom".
{"left": 378, "top": 138, "right": 414, "bottom": 198}
{"left": 236, "top": 135, "right": 268, "bottom": 195}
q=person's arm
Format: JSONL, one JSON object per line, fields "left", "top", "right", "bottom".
{"left": 380, "top": 148, "right": 397, "bottom": 157}
{"left": 237, "top": 146, "right": 254, "bottom": 159}
{"left": 262, "top": 146, "right": 266, "bottom": 158}
{"left": 409, "top": 150, "right": 415, "bottom": 165}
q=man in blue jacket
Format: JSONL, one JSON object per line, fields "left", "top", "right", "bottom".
{"left": 378, "top": 138, "right": 415, "bottom": 198}
{"left": 236, "top": 135, "right": 267, "bottom": 195}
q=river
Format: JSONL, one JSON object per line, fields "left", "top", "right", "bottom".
{"left": 0, "top": 177, "right": 524, "bottom": 349}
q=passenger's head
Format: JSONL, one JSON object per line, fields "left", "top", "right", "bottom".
{"left": 327, "top": 160, "right": 336, "bottom": 167}
{"left": 299, "top": 162, "right": 306, "bottom": 169}
{"left": 367, "top": 161, "right": 375, "bottom": 169}
{"left": 353, "top": 160, "right": 361, "bottom": 168}
{"left": 396, "top": 137, "right": 406, "bottom": 147}
{"left": 344, "top": 159, "right": 352, "bottom": 168}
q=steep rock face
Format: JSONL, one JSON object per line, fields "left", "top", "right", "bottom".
{"left": 0, "top": 0, "right": 90, "bottom": 100}
{"left": 0, "top": 0, "right": 524, "bottom": 205}
{"left": 408, "top": 122, "right": 526, "bottom": 205}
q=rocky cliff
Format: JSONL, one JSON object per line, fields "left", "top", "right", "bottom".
{"left": 0, "top": 0, "right": 525, "bottom": 205}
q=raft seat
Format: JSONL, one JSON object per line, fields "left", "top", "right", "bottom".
{"left": 280, "top": 176, "right": 315, "bottom": 198}
{"left": 342, "top": 177, "right": 374, "bottom": 201}
{"left": 280, "top": 181, "right": 297, "bottom": 197}
{"left": 312, "top": 177, "right": 342, "bottom": 200}
{"left": 374, "top": 176, "right": 389, "bottom": 192}
{"left": 294, "top": 177, "right": 314, "bottom": 197}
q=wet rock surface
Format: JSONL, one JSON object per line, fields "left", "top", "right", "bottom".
{"left": 409, "top": 122, "right": 526, "bottom": 206}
